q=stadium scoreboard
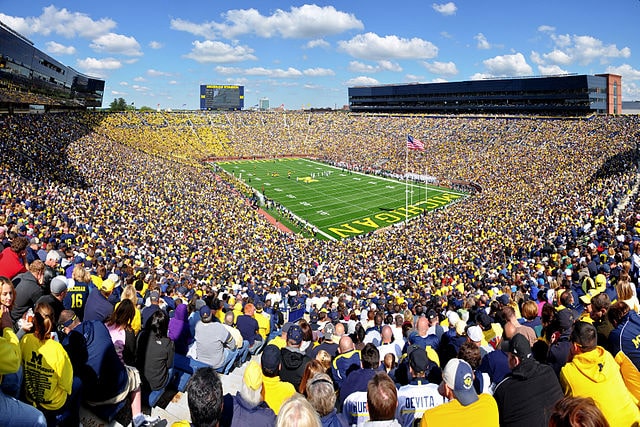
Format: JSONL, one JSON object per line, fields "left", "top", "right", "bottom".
{"left": 200, "top": 85, "right": 244, "bottom": 110}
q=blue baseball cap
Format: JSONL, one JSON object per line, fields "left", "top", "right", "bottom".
{"left": 287, "top": 324, "right": 303, "bottom": 345}
{"left": 442, "top": 358, "right": 478, "bottom": 406}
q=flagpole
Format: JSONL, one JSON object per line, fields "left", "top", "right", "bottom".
{"left": 425, "top": 164, "right": 428, "bottom": 210}
{"left": 405, "top": 135, "right": 408, "bottom": 225}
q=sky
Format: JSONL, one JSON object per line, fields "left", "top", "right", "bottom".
{"left": 2, "top": 1, "right": 639, "bottom": 110}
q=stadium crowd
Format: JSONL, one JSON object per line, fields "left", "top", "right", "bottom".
{"left": 1, "top": 110, "right": 640, "bottom": 426}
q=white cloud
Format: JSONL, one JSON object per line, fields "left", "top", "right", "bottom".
{"left": 303, "top": 68, "right": 335, "bottom": 77}
{"left": 133, "top": 76, "right": 146, "bottom": 82}
{"left": 90, "top": 33, "right": 143, "bottom": 56}
{"left": 168, "top": 80, "right": 178, "bottom": 85}
{"left": 623, "top": 82, "right": 640, "bottom": 100}
{"left": 45, "top": 41, "right": 76, "bottom": 55}
{"left": 538, "top": 25, "right": 556, "bottom": 33}
{"left": 432, "top": 2, "right": 457, "bottom": 15}
{"left": 119, "top": 81, "right": 129, "bottom": 86}
{"left": 473, "top": 52, "right": 533, "bottom": 78}
{"left": 0, "top": 5, "right": 115, "bottom": 38}
{"left": 377, "top": 60, "right": 402, "bottom": 72}
{"left": 431, "top": 78, "right": 449, "bottom": 83}
{"left": 538, "top": 64, "right": 569, "bottom": 75}
{"left": 147, "top": 69, "right": 172, "bottom": 77}
{"left": 344, "top": 76, "right": 380, "bottom": 86}
{"left": 422, "top": 61, "right": 458, "bottom": 76}
{"left": 348, "top": 60, "right": 402, "bottom": 73}
{"left": 110, "top": 90, "right": 127, "bottom": 96}
{"left": 348, "top": 61, "right": 378, "bottom": 73}
{"left": 215, "top": 66, "right": 243, "bottom": 75}
{"left": 75, "top": 57, "right": 122, "bottom": 78}
{"left": 541, "top": 34, "right": 631, "bottom": 66}
{"left": 131, "top": 85, "right": 151, "bottom": 92}
{"left": 606, "top": 64, "right": 640, "bottom": 81}
{"left": 338, "top": 32, "right": 438, "bottom": 60}
{"left": 474, "top": 33, "right": 491, "bottom": 50}
{"left": 149, "top": 41, "right": 163, "bottom": 50}
{"left": 305, "top": 39, "right": 330, "bottom": 49}
{"left": 184, "top": 40, "right": 257, "bottom": 63}
{"left": 245, "top": 67, "right": 303, "bottom": 78}
{"left": 172, "top": 5, "right": 363, "bottom": 40}
{"left": 405, "top": 74, "right": 424, "bottom": 82}
{"left": 541, "top": 49, "right": 572, "bottom": 66}
{"left": 170, "top": 18, "right": 216, "bottom": 39}
{"left": 214, "top": 66, "right": 304, "bottom": 78}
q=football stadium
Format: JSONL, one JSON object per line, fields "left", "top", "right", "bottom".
{"left": 2, "top": 10, "right": 640, "bottom": 427}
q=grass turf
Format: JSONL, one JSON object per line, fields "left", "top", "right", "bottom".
{"left": 216, "top": 158, "right": 467, "bottom": 241}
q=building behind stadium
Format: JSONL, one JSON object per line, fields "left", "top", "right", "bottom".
{"left": 348, "top": 74, "right": 622, "bottom": 116}
{"left": 0, "top": 21, "right": 105, "bottom": 114}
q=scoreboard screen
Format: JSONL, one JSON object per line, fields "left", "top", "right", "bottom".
{"left": 200, "top": 85, "right": 244, "bottom": 110}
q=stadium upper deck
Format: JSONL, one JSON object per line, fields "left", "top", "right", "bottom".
{"left": 349, "top": 74, "right": 622, "bottom": 116}
{"left": 0, "top": 21, "right": 105, "bottom": 112}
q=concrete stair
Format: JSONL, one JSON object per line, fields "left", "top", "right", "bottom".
{"left": 79, "top": 355, "right": 257, "bottom": 426}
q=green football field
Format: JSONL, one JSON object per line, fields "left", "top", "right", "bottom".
{"left": 216, "top": 158, "right": 467, "bottom": 241}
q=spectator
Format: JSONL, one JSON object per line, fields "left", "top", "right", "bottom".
{"left": 0, "top": 305, "right": 47, "bottom": 426}
{"left": 221, "top": 360, "right": 276, "bottom": 427}
{"left": 364, "top": 372, "right": 401, "bottom": 427}
{"left": 396, "top": 346, "right": 445, "bottom": 427}
{"left": 276, "top": 394, "right": 321, "bottom": 427}
{"left": 168, "top": 302, "right": 192, "bottom": 356}
{"left": 338, "top": 343, "right": 380, "bottom": 411}
{"left": 261, "top": 344, "right": 296, "bottom": 415}
{"left": 310, "top": 322, "right": 339, "bottom": 358}
{"left": 172, "top": 367, "right": 224, "bottom": 427}
{"left": 58, "top": 309, "right": 159, "bottom": 427}
{"left": 493, "top": 333, "right": 563, "bottom": 427}
{"left": 237, "top": 303, "right": 265, "bottom": 359}
{"left": 607, "top": 301, "right": 640, "bottom": 401}
{"left": 20, "top": 302, "right": 79, "bottom": 426}
{"left": 420, "top": 358, "right": 499, "bottom": 427}
{"left": 548, "top": 396, "right": 610, "bottom": 427}
{"left": 10, "top": 260, "right": 45, "bottom": 322}
{"left": 560, "top": 321, "right": 640, "bottom": 426}
{"left": 104, "top": 298, "right": 137, "bottom": 366}
{"left": 306, "top": 373, "right": 347, "bottom": 427}
{"left": 35, "top": 275, "right": 68, "bottom": 326}
{"left": 193, "top": 305, "right": 237, "bottom": 374}
{"left": 0, "top": 236, "right": 28, "bottom": 279}
{"left": 83, "top": 278, "right": 115, "bottom": 322}
{"left": 63, "top": 264, "right": 91, "bottom": 321}
{"left": 136, "top": 309, "right": 175, "bottom": 407}
{"left": 280, "top": 324, "right": 312, "bottom": 391}
{"left": 298, "top": 360, "right": 327, "bottom": 396}
{"left": 589, "top": 293, "right": 613, "bottom": 351}
{"left": 332, "top": 335, "right": 361, "bottom": 389}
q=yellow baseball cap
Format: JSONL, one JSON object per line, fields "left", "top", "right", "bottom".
{"left": 243, "top": 361, "right": 263, "bottom": 390}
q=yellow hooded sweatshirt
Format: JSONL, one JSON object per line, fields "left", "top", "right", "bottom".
{"left": 560, "top": 346, "right": 640, "bottom": 427}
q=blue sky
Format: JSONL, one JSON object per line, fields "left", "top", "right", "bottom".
{"left": 2, "top": 1, "right": 639, "bottom": 109}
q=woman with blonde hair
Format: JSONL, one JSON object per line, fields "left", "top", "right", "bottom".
{"left": 616, "top": 280, "right": 640, "bottom": 313}
{"left": 276, "top": 393, "right": 322, "bottom": 427}
{"left": 63, "top": 263, "right": 91, "bottom": 320}
{"left": 118, "top": 284, "right": 142, "bottom": 334}
{"left": 20, "top": 301, "right": 79, "bottom": 426}
{"left": 299, "top": 359, "right": 328, "bottom": 396}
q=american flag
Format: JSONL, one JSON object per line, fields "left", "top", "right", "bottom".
{"left": 407, "top": 135, "right": 425, "bottom": 151}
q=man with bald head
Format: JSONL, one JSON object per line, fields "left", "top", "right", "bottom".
{"left": 407, "top": 316, "right": 440, "bottom": 353}
{"left": 332, "top": 335, "right": 361, "bottom": 388}
{"left": 334, "top": 321, "right": 346, "bottom": 338}
{"left": 378, "top": 325, "right": 402, "bottom": 362}
{"left": 338, "top": 343, "right": 380, "bottom": 411}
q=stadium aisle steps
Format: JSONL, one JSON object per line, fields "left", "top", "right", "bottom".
{"left": 79, "top": 354, "right": 257, "bottom": 426}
